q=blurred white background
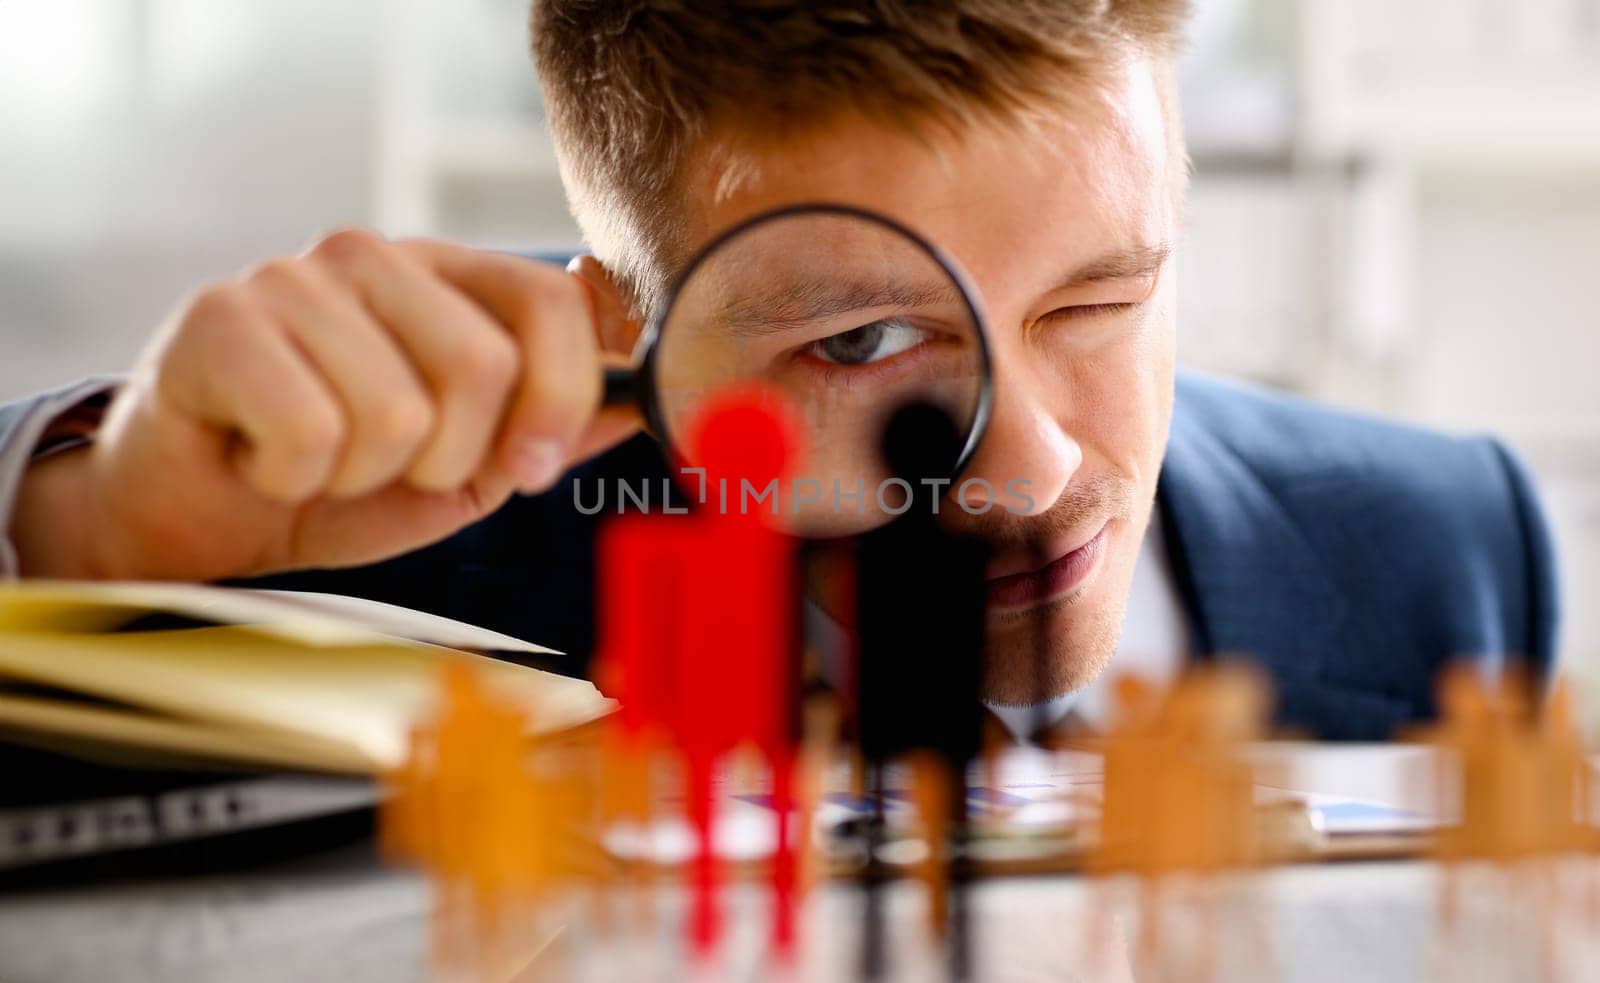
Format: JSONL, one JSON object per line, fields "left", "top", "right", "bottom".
{"left": 1, "top": 0, "right": 1597, "bottom": 695}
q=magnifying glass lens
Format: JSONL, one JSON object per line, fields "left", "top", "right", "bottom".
{"left": 651, "top": 209, "right": 987, "bottom": 537}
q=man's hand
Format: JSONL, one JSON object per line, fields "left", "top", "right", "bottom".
{"left": 12, "top": 231, "right": 641, "bottom": 581}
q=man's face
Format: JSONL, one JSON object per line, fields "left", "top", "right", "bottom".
{"left": 673, "top": 56, "right": 1181, "bottom": 704}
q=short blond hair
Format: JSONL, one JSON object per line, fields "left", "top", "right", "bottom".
{"left": 532, "top": 0, "right": 1191, "bottom": 312}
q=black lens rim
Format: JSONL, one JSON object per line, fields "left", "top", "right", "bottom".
{"left": 625, "top": 201, "right": 995, "bottom": 491}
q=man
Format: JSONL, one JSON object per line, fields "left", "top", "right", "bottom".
{"left": 0, "top": 1, "right": 1558, "bottom": 739}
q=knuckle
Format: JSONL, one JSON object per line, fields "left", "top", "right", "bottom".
{"left": 310, "top": 227, "right": 388, "bottom": 267}
{"left": 186, "top": 283, "right": 252, "bottom": 329}
{"left": 278, "top": 401, "right": 345, "bottom": 460}
{"left": 516, "top": 263, "right": 576, "bottom": 314}
{"left": 243, "top": 258, "right": 313, "bottom": 297}
{"left": 445, "top": 329, "right": 519, "bottom": 389}
{"left": 483, "top": 255, "right": 564, "bottom": 315}
{"left": 179, "top": 285, "right": 261, "bottom": 352}
{"left": 391, "top": 234, "right": 446, "bottom": 255}
{"left": 364, "top": 393, "right": 435, "bottom": 452}
{"left": 156, "top": 285, "right": 260, "bottom": 392}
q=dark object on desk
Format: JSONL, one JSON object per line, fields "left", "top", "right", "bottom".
{"left": 0, "top": 740, "right": 377, "bottom": 884}
{"left": 854, "top": 401, "right": 990, "bottom": 982}
{"left": 855, "top": 402, "right": 989, "bottom": 766}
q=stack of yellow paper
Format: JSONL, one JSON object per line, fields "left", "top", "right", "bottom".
{"left": 0, "top": 582, "right": 614, "bottom": 775}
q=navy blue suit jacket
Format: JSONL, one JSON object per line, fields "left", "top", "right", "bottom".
{"left": 245, "top": 371, "right": 1560, "bottom": 741}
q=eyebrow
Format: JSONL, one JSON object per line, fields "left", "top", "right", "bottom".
{"left": 721, "top": 277, "right": 964, "bottom": 337}
{"left": 1051, "top": 242, "right": 1175, "bottom": 290}
{"left": 708, "top": 241, "right": 1174, "bottom": 336}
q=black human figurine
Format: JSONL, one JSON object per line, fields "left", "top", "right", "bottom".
{"left": 854, "top": 399, "right": 990, "bottom": 981}
{"left": 1029, "top": 535, "right": 1057, "bottom": 743}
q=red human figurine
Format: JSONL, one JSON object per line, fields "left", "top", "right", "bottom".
{"left": 595, "top": 514, "right": 689, "bottom": 749}
{"left": 677, "top": 387, "right": 804, "bottom": 955}
{"left": 593, "top": 385, "right": 806, "bottom": 958}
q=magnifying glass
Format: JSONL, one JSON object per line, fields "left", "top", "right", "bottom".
{"left": 602, "top": 203, "right": 993, "bottom": 537}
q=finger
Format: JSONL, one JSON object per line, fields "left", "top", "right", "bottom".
{"left": 245, "top": 260, "right": 435, "bottom": 498}
{"left": 159, "top": 285, "right": 345, "bottom": 503}
{"left": 308, "top": 229, "right": 521, "bottom": 492}
{"left": 401, "top": 240, "right": 603, "bottom": 494}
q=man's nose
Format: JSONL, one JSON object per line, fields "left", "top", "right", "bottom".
{"left": 952, "top": 359, "right": 1081, "bottom": 516}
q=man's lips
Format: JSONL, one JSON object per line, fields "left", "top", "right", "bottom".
{"left": 985, "top": 524, "right": 1108, "bottom": 611}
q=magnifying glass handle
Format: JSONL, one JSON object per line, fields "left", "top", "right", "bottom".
{"left": 602, "top": 366, "right": 641, "bottom": 407}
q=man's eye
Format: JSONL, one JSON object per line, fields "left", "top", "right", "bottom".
{"left": 809, "top": 318, "right": 926, "bottom": 366}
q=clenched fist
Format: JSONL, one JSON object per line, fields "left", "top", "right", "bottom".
{"left": 12, "top": 231, "right": 641, "bottom": 581}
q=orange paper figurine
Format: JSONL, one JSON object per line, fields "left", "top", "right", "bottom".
{"left": 1430, "top": 666, "right": 1592, "bottom": 866}
{"left": 906, "top": 750, "right": 957, "bottom": 937}
{"left": 1087, "top": 666, "right": 1272, "bottom": 980}
{"left": 1090, "top": 667, "right": 1269, "bottom": 877}
{"left": 1427, "top": 666, "right": 1595, "bottom": 981}
{"left": 383, "top": 661, "right": 594, "bottom": 981}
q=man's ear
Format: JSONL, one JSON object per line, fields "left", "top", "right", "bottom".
{"left": 566, "top": 254, "right": 642, "bottom": 357}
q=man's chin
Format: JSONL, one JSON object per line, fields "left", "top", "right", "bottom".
{"left": 977, "top": 586, "right": 1125, "bottom": 706}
